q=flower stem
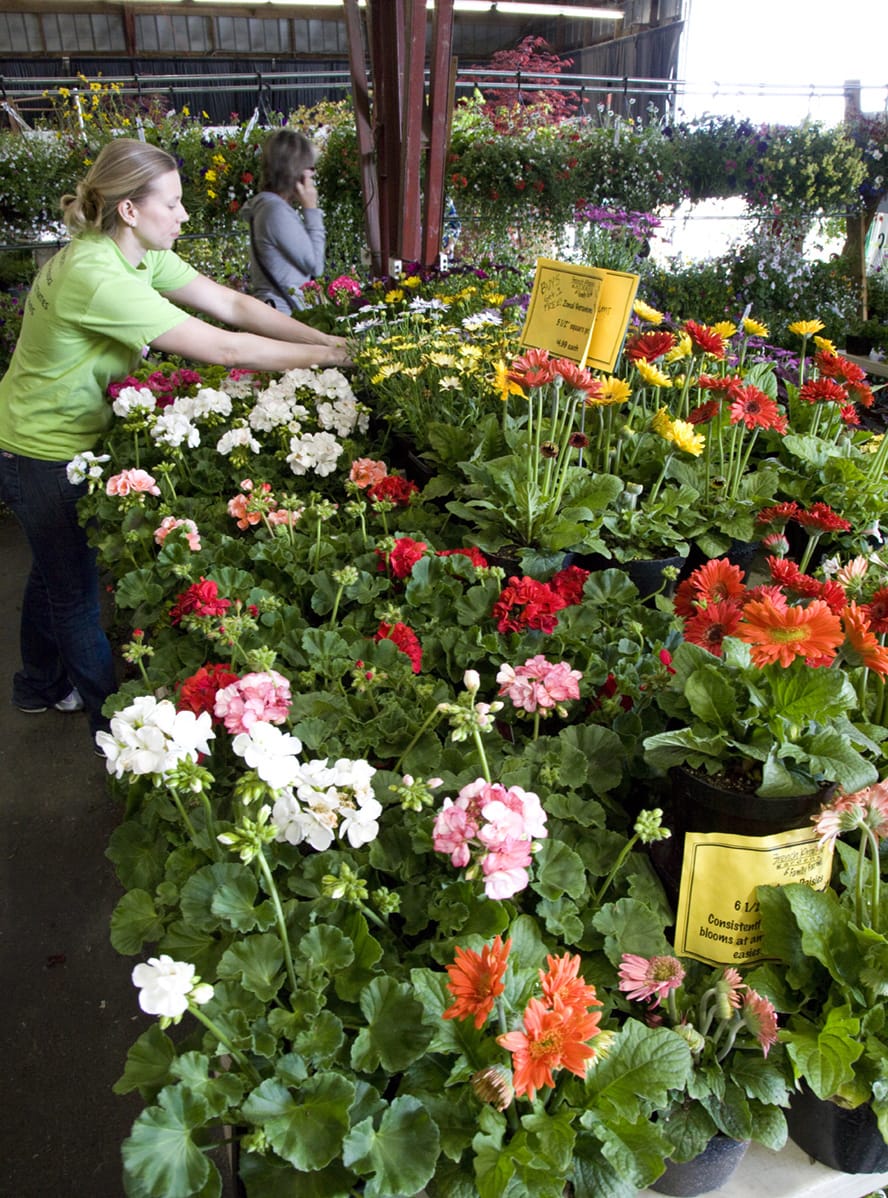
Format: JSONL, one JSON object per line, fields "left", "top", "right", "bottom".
{"left": 190, "top": 1004, "right": 263, "bottom": 1087}
{"left": 593, "top": 831, "right": 639, "bottom": 906}
{"left": 392, "top": 705, "right": 443, "bottom": 774}
{"left": 255, "top": 849, "right": 299, "bottom": 998}
{"left": 472, "top": 725, "right": 492, "bottom": 783}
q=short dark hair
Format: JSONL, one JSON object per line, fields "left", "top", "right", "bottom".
{"left": 259, "top": 128, "right": 316, "bottom": 197}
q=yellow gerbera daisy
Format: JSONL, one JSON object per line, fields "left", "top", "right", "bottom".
{"left": 494, "top": 360, "right": 525, "bottom": 403}
{"left": 651, "top": 407, "right": 674, "bottom": 437}
{"left": 403, "top": 276, "right": 422, "bottom": 289}
{"left": 712, "top": 321, "right": 737, "bottom": 340}
{"left": 633, "top": 299, "right": 664, "bottom": 325}
{"left": 597, "top": 375, "right": 632, "bottom": 405}
{"left": 665, "top": 333, "right": 692, "bottom": 363}
{"left": 742, "top": 317, "right": 769, "bottom": 337}
{"left": 635, "top": 360, "right": 673, "bottom": 388}
{"left": 788, "top": 319, "right": 825, "bottom": 336}
{"left": 668, "top": 419, "right": 706, "bottom": 456}
{"left": 813, "top": 335, "right": 838, "bottom": 355}
{"left": 385, "top": 289, "right": 405, "bottom": 303}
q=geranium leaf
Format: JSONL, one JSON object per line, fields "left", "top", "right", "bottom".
{"left": 351, "top": 977, "right": 433, "bottom": 1072}
{"left": 237, "top": 1150, "right": 356, "bottom": 1198}
{"left": 111, "top": 889, "right": 165, "bottom": 955}
{"left": 121, "top": 1086, "right": 215, "bottom": 1198}
{"left": 180, "top": 862, "right": 256, "bottom": 933}
{"left": 593, "top": 897, "right": 672, "bottom": 965}
{"left": 114, "top": 1023, "right": 177, "bottom": 1097}
{"left": 217, "top": 932, "right": 285, "bottom": 1002}
{"left": 241, "top": 1073, "right": 355, "bottom": 1171}
{"left": 533, "top": 837, "right": 587, "bottom": 900}
{"left": 342, "top": 1096, "right": 440, "bottom": 1197}
{"left": 298, "top": 924, "right": 355, "bottom": 974}
{"left": 107, "top": 820, "right": 168, "bottom": 892}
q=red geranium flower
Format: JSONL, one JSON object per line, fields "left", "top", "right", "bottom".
{"left": 169, "top": 577, "right": 232, "bottom": 626}
{"left": 379, "top": 536, "right": 428, "bottom": 579}
{"left": 548, "top": 564, "right": 590, "bottom": 606}
{"left": 374, "top": 621, "right": 422, "bottom": 672}
{"left": 437, "top": 547, "right": 489, "bottom": 568}
{"left": 492, "top": 577, "right": 567, "bottom": 634}
{"left": 367, "top": 474, "right": 419, "bottom": 506}
{"left": 177, "top": 662, "right": 239, "bottom": 720}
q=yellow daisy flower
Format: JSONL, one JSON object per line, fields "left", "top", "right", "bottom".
{"left": 635, "top": 360, "right": 673, "bottom": 388}
{"left": 597, "top": 376, "right": 632, "bottom": 405}
{"left": 385, "top": 289, "right": 404, "bottom": 303}
{"left": 494, "top": 360, "right": 525, "bottom": 403}
{"left": 712, "top": 321, "right": 737, "bottom": 340}
{"left": 205, "top": 169, "right": 217, "bottom": 183}
{"left": 428, "top": 352, "right": 458, "bottom": 367}
{"left": 813, "top": 335, "right": 838, "bottom": 355}
{"left": 633, "top": 299, "right": 664, "bottom": 325}
{"left": 403, "top": 276, "right": 422, "bottom": 289}
{"left": 665, "top": 333, "right": 692, "bottom": 363}
{"left": 651, "top": 407, "right": 674, "bottom": 437}
{"left": 668, "top": 419, "right": 706, "bottom": 456}
{"left": 742, "top": 317, "right": 769, "bottom": 337}
{"left": 788, "top": 319, "right": 825, "bottom": 336}
{"left": 371, "top": 364, "right": 403, "bottom": 383}
{"left": 439, "top": 376, "right": 462, "bottom": 390}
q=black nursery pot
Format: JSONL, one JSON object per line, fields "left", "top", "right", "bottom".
{"left": 649, "top": 766, "right": 830, "bottom": 908}
{"left": 650, "top": 1135, "right": 750, "bottom": 1196}
{"left": 786, "top": 1082, "right": 888, "bottom": 1174}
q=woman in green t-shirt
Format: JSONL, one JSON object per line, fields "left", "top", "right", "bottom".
{"left": 0, "top": 138, "right": 352, "bottom": 744}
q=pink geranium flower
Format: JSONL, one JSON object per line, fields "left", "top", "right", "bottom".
{"left": 154, "top": 515, "right": 201, "bottom": 552}
{"left": 213, "top": 670, "right": 292, "bottom": 735}
{"left": 106, "top": 468, "right": 161, "bottom": 497}
{"left": 497, "top": 655, "right": 582, "bottom": 715}
{"left": 349, "top": 458, "right": 388, "bottom": 489}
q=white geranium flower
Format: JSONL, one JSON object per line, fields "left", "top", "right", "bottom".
{"left": 131, "top": 955, "right": 212, "bottom": 1018}
{"left": 111, "top": 386, "right": 156, "bottom": 418}
{"left": 95, "top": 697, "right": 214, "bottom": 778}
{"left": 231, "top": 721, "right": 303, "bottom": 790}
{"left": 270, "top": 788, "right": 337, "bottom": 851}
{"left": 66, "top": 451, "right": 110, "bottom": 485}
{"left": 286, "top": 430, "right": 342, "bottom": 476}
{"left": 150, "top": 410, "right": 200, "bottom": 449}
{"left": 216, "top": 425, "right": 261, "bottom": 456}
{"left": 339, "top": 792, "right": 383, "bottom": 847}
{"left": 174, "top": 387, "right": 233, "bottom": 420}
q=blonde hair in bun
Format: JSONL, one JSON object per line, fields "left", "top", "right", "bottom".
{"left": 60, "top": 138, "right": 178, "bottom": 235}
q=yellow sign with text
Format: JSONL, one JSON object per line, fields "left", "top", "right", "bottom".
{"left": 674, "top": 827, "right": 834, "bottom": 967}
{"left": 520, "top": 258, "right": 640, "bottom": 372}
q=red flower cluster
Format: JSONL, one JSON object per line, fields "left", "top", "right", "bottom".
{"left": 505, "top": 347, "right": 602, "bottom": 399}
{"left": 377, "top": 536, "right": 428, "bottom": 579}
{"left": 756, "top": 500, "right": 850, "bottom": 534}
{"left": 374, "top": 621, "right": 422, "bottom": 673}
{"left": 491, "top": 566, "right": 589, "bottom": 634}
{"left": 367, "top": 474, "right": 419, "bottom": 506}
{"left": 176, "top": 662, "right": 239, "bottom": 720}
{"left": 624, "top": 330, "right": 677, "bottom": 363}
{"left": 169, "top": 577, "right": 232, "bottom": 626}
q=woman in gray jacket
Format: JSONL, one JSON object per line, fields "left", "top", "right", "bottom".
{"left": 241, "top": 129, "right": 326, "bottom": 312}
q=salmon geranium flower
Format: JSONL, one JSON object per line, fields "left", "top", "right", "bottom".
{"left": 497, "top": 996, "right": 602, "bottom": 1100}
{"left": 443, "top": 935, "right": 512, "bottom": 1029}
{"left": 735, "top": 596, "right": 844, "bottom": 668}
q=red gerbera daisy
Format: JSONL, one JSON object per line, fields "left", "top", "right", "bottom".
{"left": 864, "top": 587, "right": 888, "bottom": 634}
{"left": 684, "top": 320, "right": 725, "bottom": 357}
{"left": 798, "top": 378, "right": 849, "bottom": 405}
{"left": 443, "top": 936, "right": 512, "bottom": 1029}
{"left": 507, "top": 347, "right": 558, "bottom": 388}
{"left": 729, "top": 385, "right": 788, "bottom": 433}
{"left": 849, "top": 382, "right": 875, "bottom": 408}
{"left": 687, "top": 398, "right": 722, "bottom": 425}
{"left": 735, "top": 596, "right": 844, "bottom": 668}
{"left": 624, "top": 330, "right": 677, "bottom": 363}
{"left": 756, "top": 502, "right": 801, "bottom": 527}
{"left": 795, "top": 502, "right": 851, "bottom": 533}
{"left": 683, "top": 557, "right": 748, "bottom": 606}
{"left": 683, "top": 599, "right": 744, "bottom": 655}
{"left": 697, "top": 373, "right": 739, "bottom": 394}
{"left": 553, "top": 358, "right": 604, "bottom": 399}
{"left": 817, "top": 579, "right": 849, "bottom": 614}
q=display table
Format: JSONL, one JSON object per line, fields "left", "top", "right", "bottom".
{"left": 639, "top": 1137, "right": 888, "bottom": 1197}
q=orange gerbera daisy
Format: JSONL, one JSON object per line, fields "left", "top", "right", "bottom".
{"left": 735, "top": 597, "right": 844, "bottom": 668}
{"left": 842, "top": 603, "right": 888, "bottom": 676}
{"left": 685, "top": 557, "right": 748, "bottom": 607}
{"left": 443, "top": 935, "right": 512, "bottom": 1029}
{"left": 539, "top": 953, "right": 601, "bottom": 1013}
{"left": 497, "top": 997, "right": 602, "bottom": 1100}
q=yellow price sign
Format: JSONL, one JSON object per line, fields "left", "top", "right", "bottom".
{"left": 673, "top": 826, "right": 834, "bottom": 967}
{"left": 519, "top": 257, "right": 640, "bottom": 372}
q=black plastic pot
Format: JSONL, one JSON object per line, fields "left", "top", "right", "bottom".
{"left": 786, "top": 1081, "right": 888, "bottom": 1174}
{"left": 650, "top": 1135, "right": 750, "bottom": 1196}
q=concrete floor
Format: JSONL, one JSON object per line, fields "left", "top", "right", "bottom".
{"left": 1, "top": 511, "right": 144, "bottom": 1197}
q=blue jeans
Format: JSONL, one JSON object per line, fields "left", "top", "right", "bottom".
{"left": 0, "top": 450, "right": 116, "bottom": 735}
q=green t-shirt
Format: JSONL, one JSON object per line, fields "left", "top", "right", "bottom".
{"left": 0, "top": 232, "right": 197, "bottom": 460}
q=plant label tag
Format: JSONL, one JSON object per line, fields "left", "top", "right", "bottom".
{"left": 520, "top": 257, "right": 640, "bottom": 371}
{"left": 673, "top": 826, "right": 834, "bottom": 967}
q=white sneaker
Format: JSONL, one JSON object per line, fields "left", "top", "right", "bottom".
{"left": 54, "top": 688, "right": 84, "bottom": 713}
